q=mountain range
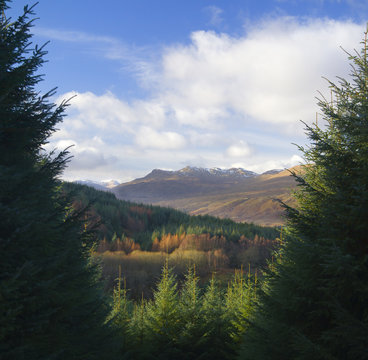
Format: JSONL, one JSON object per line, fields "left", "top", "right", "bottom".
{"left": 108, "top": 166, "right": 299, "bottom": 226}
{"left": 74, "top": 179, "right": 120, "bottom": 191}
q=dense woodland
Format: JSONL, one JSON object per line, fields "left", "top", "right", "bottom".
{"left": 1, "top": 3, "right": 368, "bottom": 360}
{"left": 63, "top": 182, "right": 278, "bottom": 297}
{"left": 108, "top": 262, "right": 257, "bottom": 359}
{"left": 62, "top": 181, "right": 278, "bottom": 248}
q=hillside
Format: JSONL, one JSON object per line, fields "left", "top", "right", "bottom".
{"left": 63, "top": 181, "right": 278, "bottom": 248}
{"left": 112, "top": 166, "right": 300, "bottom": 226}
{"left": 63, "top": 182, "right": 280, "bottom": 296}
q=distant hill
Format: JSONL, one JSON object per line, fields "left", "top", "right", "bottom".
{"left": 74, "top": 179, "right": 120, "bottom": 191}
{"left": 112, "top": 166, "right": 300, "bottom": 226}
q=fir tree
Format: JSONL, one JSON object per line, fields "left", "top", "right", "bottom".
{"left": 225, "top": 267, "right": 255, "bottom": 344}
{"left": 0, "top": 3, "right": 117, "bottom": 359}
{"left": 176, "top": 265, "right": 203, "bottom": 360}
{"left": 126, "top": 300, "right": 150, "bottom": 359}
{"left": 198, "top": 275, "right": 234, "bottom": 360}
{"left": 144, "top": 259, "right": 181, "bottom": 359}
{"left": 239, "top": 29, "right": 368, "bottom": 360}
{"left": 109, "top": 267, "right": 132, "bottom": 356}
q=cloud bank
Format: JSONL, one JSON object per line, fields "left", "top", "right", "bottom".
{"left": 49, "top": 18, "right": 364, "bottom": 181}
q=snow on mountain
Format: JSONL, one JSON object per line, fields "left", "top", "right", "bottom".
{"left": 100, "top": 180, "right": 120, "bottom": 188}
{"left": 74, "top": 179, "right": 120, "bottom": 191}
{"left": 177, "top": 166, "right": 257, "bottom": 178}
{"left": 261, "top": 169, "right": 283, "bottom": 175}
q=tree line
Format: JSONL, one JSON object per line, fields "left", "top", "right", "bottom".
{"left": 62, "top": 181, "right": 279, "bottom": 250}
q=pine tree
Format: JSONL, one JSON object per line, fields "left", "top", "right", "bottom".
{"left": 240, "top": 29, "right": 368, "bottom": 360}
{"left": 198, "top": 275, "right": 234, "bottom": 360}
{"left": 144, "top": 259, "right": 181, "bottom": 359}
{"left": 225, "top": 267, "right": 255, "bottom": 344}
{"left": 126, "top": 299, "right": 151, "bottom": 359}
{"left": 176, "top": 265, "right": 203, "bottom": 360}
{"left": 0, "top": 3, "right": 117, "bottom": 359}
{"left": 109, "top": 267, "right": 132, "bottom": 356}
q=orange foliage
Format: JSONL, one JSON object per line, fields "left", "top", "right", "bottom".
{"left": 150, "top": 232, "right": 230, "bottom": 254}
{"left": 179, "top": 234, "right": 227, "bottom": 251}
{"left": 155, "top": 233, "right": 182, "bottom": 253}
{"left": 97, "top": 236, "right": 140, "bottom": 254}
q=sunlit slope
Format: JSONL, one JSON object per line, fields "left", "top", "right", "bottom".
{"left": 113, "top": 167, "right": 301, "bottom": 226}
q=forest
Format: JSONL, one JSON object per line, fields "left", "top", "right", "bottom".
{"left": 1, "top": 3, "right": 368, "bottom": 360}
{"left": 63, "top": 181, "right": 278, "bottom": 297}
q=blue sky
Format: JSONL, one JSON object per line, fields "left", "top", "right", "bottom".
{"left": 8, "top": 1, "right": 368, "bottom": 181}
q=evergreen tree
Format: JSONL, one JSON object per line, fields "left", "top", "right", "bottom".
{"left": 144, "top": 259, "right": 181, "bottom": 359}
{"left": 240, "top": 30, "right": 368, "bottom": 360}
{"left": 225, "top": 268, "right": 255, "bottom": 344}
{"left": 0, "top": 3, "right": 116, "bottom": 359}
{"left": 109, "top": 268, "right": 132, "bottom": 356}
{"left": 126, "top": 300, "right": 151, "bottom": 359}
{"left": 198, "top": 276, "right": 234, "bottom": 360}
{"left": 176, "top": 265, "right": 203, "bottom": 359}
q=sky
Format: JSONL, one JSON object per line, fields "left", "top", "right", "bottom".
{"left": 8, "top": 0, "right": 368, "bottom": 182}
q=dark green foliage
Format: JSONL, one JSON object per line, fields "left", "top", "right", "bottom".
{"left": 176, "top": 266, "right": 203, "bottom": 359}
{"left": 239, "top": 30, "right": 368, "bottom": 360}
{"left": 108, "top": 271, "right": 132, "bottom": 356}
{"left": 110, "top": 265, "right": 256, "bottom": 360}
{"left": 197, "top": 276, "right": 235, "bottom": 360}
{"left": 144, "top": 260, "right": 182, "bottom": 359}
{"left": 226, "top": 268, "right": 255, "bottom": 344}
{"left": 62, "top": 181, "right": 279, "bottom": 249}
{"left": 0, "top": 3, "right": 116, "bottom": 359}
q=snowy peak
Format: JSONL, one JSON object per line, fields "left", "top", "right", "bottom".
{"left": 74, "top": 179, "right": 120, "bottom": 191}
{"left": 100, "top": 179, "right": 120, "bottom": 189}
{"left": 177, "top": 166, "right": 257, "bottom": 178}
{"left": 261, "top": 169, "right": 283, "bottom": 175}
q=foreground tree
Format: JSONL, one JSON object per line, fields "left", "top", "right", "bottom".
{"left": 0, "top": 3, "right": 116, "bottom": 359}
{"left": 199, "top": 276, "right": 235, "bottom": 360}
{"left": 144, "top": 260, "right": 181, "bottom": 359}
{"left": 239, "top": 30, "right": 368, "bottom": 360}
{"left": 176, "top": 266, "right": 203, "bottom": 359}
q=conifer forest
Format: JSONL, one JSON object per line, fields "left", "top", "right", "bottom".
{"left": 1, "top": 3, "right": 368, "bottom": 360}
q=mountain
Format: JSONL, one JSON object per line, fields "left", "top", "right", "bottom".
{"left": 101, "top": 179, "right": 120, "bottom": 188}
{"left": 177, "top": 166, "right": 258, "bottom": 178}
{"left": 74, "top": 179, "right": 120, "bottom": 191}
{"left": 112, "top": 166, "right": 300, "bottom": 226}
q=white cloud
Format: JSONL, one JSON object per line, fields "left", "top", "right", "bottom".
{"left": 57, "top": 91, "right": 137, "bottom": 132}
{"left": 54, "top": 139, "right": 76, "bottom": 150}
{"left": 156, "top": 18, "right": 363, "bottom": 133}
{"left": 48, "top": 18, "right": 365, "bottom": 180}
{"left": 49, "top": 138, "right": 116, "bottom": 171}
{"left": 135, "top": 126, "right": 186, "bottom": 150}
{"left": 231, "top": 154, "right": 304, "bottom": 173}
{"left": 226, "top": 141, "right": 252, "bottom": 158}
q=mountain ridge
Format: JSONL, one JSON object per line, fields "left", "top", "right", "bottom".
{"left": 74, "top": 179, "right": 120, "bottom": 191}
{"left": 111, "top": 166, "right": 300, "bottom": 226}
{"left": 143, "top": 166, "right": 278, "bottom": 180}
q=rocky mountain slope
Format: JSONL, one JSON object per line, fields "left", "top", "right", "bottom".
{"left": 112, "top": 166, "right": 300, "bottom": 226}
